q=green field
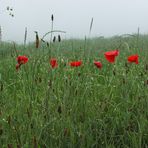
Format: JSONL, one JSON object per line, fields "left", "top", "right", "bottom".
{"left": 0, "top": 35, "right": 148, "bottom": 147}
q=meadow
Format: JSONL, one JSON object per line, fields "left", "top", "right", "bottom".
{"left": 0, "top": 34, "right": 148, "bottom": 147}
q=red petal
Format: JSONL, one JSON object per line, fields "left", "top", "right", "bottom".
{"left": 16, "top": 55, "right": 28, "bottom": 64}
{"left": 70, "top": 61, "right": 82, "bottom": 67}
{"left": 104, "top": 50, "right": 119, "bottom": 63}
{"left": 50, "top": 58, "right": 58, "bottom": 68}
{"left": 94, "top": 61, "right": 102, "bottom": 69}
{"left": 128, "top": 54, "right": 139, "bottom": 64}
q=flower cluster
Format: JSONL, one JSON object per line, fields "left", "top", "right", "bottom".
{"left": 16, "top": 50, "right": 139, "bottom": 71}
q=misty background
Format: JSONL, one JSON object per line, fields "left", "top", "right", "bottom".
{"left": 0, "top": 0, "right": 148, "bottom": 43}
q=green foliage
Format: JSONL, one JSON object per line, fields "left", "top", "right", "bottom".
{"left": 0, "top": 36, "right": 148, "bottom": 147}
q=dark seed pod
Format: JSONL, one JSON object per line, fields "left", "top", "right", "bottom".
{"left": 0, "top": 128, "right": 3, "bottom": 136}
{"left": 6, "top": 6, "right": 10, "bottom": 11}
{"left": 51, "top": 14, "right": 54, "bottom": 21}
{"left": 47, "top": 42, "right": 49, "bottom": 47}
{"left": 57, "top": 105, "right": 62, "bottom": 114}
{"left": 113, "top": 70, "right": 116, "bottom": 76}
{"left": 34, "top": 31, "right": 39, "bottom": 48}
{"left": 0, "top": 82, "right": 3, "bottom": 91}
{"left": 53, "top": 36, "right": 56, "bottom": 43}
{"left": 38, "top": 77, "right": 42, "bottom": 83}
{"left": 58, "top": 35, "right": 61, "bottom": 42}
{"left": 30, "top": 123, "right": 33, "bottom": 129}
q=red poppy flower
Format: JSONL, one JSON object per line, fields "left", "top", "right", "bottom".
{"left": 104, "top": 50, "right": 119, "bottom": 63}
{"left": 94, "top": 61, "right": 102, "bottom": 69}
{"left": 128, "top": 54, "right": 139, "bottom": 64}
{"left": 69, "top": 61, "right": 82, "bottom": 67}
{"left": 16, "top": 55, "right": 28, "bottom": 64}
{"left": 16, "top": 55, "right": 28, "bottom": 71}
{"left": 50, "top": 58, "right": 58, "bottom": 68}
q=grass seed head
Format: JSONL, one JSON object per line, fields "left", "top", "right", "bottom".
{"left": 51, "top": 14, "right": 54, "bottom": 21}
{"left": 58, "top": 35, "right": 61, "bottom": 42}
{"left": 53, "top": 36, "right": 56, "bottom": 43}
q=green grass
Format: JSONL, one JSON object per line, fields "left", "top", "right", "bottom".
{"left": 0, "top": 35, "right": 148, "bottom": 147}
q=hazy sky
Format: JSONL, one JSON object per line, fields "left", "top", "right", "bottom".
{"left": 0, "top": 0, "right": 148, "bottom": 43}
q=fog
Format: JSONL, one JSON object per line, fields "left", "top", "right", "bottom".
{"left": 0, "top": 0, "right": 148, "bottom": 43}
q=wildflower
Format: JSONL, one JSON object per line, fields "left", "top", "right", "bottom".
{"left": 104, "top": 50, "right": 119, "bottom": 63}
{"left": 94, "top": 61, "right": 102, "bottom": 69}
{"left": 16, "top": 55, "right": 28, "bottom": 71}
{"left": 69, "top": 61, "right": 82, "bottom": 67}
{"left": 16, "top": 55, "right": 28, "bottom": 64}
{"left": 128, "top": 54, "right": 139, "bottom": 64}
{"left": 50, "top": 58, "right": 58, "bottom": 68}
